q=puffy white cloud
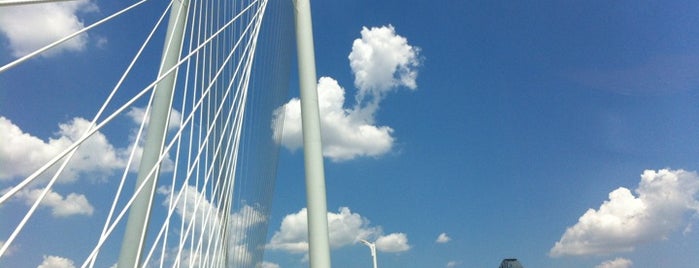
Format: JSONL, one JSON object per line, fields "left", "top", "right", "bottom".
{"left": 13, "top": 188, "right": 94, "bottom": 217}
{"left": 0, "top": 116, "right": 125, "bottom": 182}
{"left": 37, "top": 255, "right": 76, "bottom": 268}
{"left": 162, "top": 185, "right": 265, "bottom": 234}
{"left": 267, "top": 207, "right": 410, "bottom": 254}
{"left": 266, "top": 207, "right": 313, "bottom": 253}
{"left": 0, "top": 0, "right": 99, "bottom": 57}
{"left": 274, "top": 25, "right": 420, "bottom": 161}
{"left": 349, "top": 25, "right": 420, "bottom": 102}
{"left": 375, "top": 232, "right": 410, "bottom": 252}
{"left": 550, "top": 169, "right": 699, "bottom": 257}
{"left": 126, "top": 106, "right": 182, "bottom": 131}
{"left": 162, "top": 184, "right": 220, "bottom": 234}
{"left": 0, "top": 112, "right": 178, "bottom": 183}
{"left": 436, "top": 232, "right": 451, "bottom": 243}
{"left": 267, "top": 207, "right": 372, "bottom": 253}
{"left": 122, "top": 107, "right": 182, "bottom": 173}
{"left": 326, "top": 207, "right": 381, "bottom": 249}
{"left": 595, "top": 257, "right": 633, "bottom": 268}
{"left": 256, "top": 261, "right": 280, "bottom": 268}
{"left": 159, "top": 185, "right": 267, "bottom": 266}
{"left": 274, "top": 77, "right": 394, "bottom": 161}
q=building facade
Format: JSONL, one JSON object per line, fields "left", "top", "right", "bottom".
{"left": 499, "top": 258, "right": 524, "bottom": 268}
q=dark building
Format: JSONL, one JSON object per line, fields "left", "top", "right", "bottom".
{"left": 499, "top": 258, "right": 524, "bottom": 268}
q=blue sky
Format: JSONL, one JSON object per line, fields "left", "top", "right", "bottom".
{"left": 2, "top": 1, "right": 699, "bottom": 268}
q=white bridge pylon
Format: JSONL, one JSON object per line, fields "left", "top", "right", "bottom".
{"left": 0, "top": 0, "right": 331, "bottom": 267}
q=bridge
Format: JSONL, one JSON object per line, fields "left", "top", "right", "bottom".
{"left": 0, "top": 0, "right": 332, "bottom": 267}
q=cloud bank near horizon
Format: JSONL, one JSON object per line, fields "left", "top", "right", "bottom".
{"left": 550, "top": 169, "right": 699, "bottom": 257}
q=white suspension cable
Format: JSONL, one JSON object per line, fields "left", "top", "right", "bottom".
{"left": 0, "top": 0, "right": 259, "bottom": 207}
{"left": 1, "top": 0, "right": 286, "bottom": 266}
{"left": 167, "top": 4, "right": 268, "bottom": 266}
{"left": 0, "top": 1, "right": 177, "bottom": 260}
{"left": 144, "top": 13, "right": 262, "bottom": 265}
{"left": 93, "top": 0, "right": 175, "bottom": 255}
{"left": 0, "top": 0, "right": 152, "bottom": 73}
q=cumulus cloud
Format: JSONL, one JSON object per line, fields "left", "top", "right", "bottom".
{"left": 0, "top": 116, "right": 126, "bottom": 183}
{"left": 550, "top": 169, "right": 699, "bottom": 257}
{"left": 349, "top": 25, "right": 420, "bottom": 110}
{"left": 595, "top": 257, "right": 633, "bottom": 268}
{"left": 436, "top": 232, "right": 451, "bottom": 243}
{"left": 267, "top": 207, "right": 410, "bottom": 254}
{"left": 446, "top": 261, "right": 461, "bottom": 268}
{"left": 158, "top": 185, "right": 267, "bottom": 266}
{"left": 126, "top": 106, "right": 182, "bottom": 131}
{"left": 123, "top": 107, "right": 181, "bottom": 172}
{"left": 256, "top": 261, "right": 280, "bottom": 268}
{"left": 13, "top": 188, "right": 94, "bottom": 217}
{"left": 0, "top": 0, "right": 99, "bottom": 57}
{"left": 375, "top": 233, "right": 410, "bottom": 252}
{"left": 0, "top": 110, "right": 178, "bottom": 183}
{"left": 163, "top": 185, "right": 266, "bottom": 235}
{"left": 37, "top": 255, "right": 76, "bottom": 268}
{"left": 273, "top": 25, "right": 420, "bottom": 161}
{"left": 273, "top": 77, "right": 394, "bottom": 161}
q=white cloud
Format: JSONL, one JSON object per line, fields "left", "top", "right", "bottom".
{"left": 159, "top": 185, "right": 267, "bottom": 266}
{"left": 256, "top": 261, "right": 280, "bottom": 268}
{"left": 436, "top": 232, "right": 451, "bottom": 243}
{"left": 13, "top": 188, "right": 94, "bottom": 217}
{"left": 595, "top": 257, "right": 633, "bottom": 268}
{"left": 126, "top": 106, "right": 182, "bottom": 131}
{"left": 273, "top": 25, "right": 420, "bottom": 161}
{"left": 550, "top": 169, "right": 699, "bottom": 257}
{"left": 683, "top": 222, "right": 693, "bottom": 235}
{"left": 0, "top": 116, "right": 126, "bottom": 182}
{"left": 123, "top": 107, "right": 181, "bottom": 172}
{"left": 267, "top": 207, "right": 410, "bottom": 253}
{"left": 0, "top": 0, "right": 99, "bottom": 57}
{"left": 267, "top": 207, "right": 374, "bottom": 253}
{"left": 375, "top": 232, "right": 410, "bottom": 252}
{"left": 0, "top": 113, "right": 178, "bottom": 183}
{"left": 266, "top": 207, "right": 313, "bottom": 253}
{"left": 446, "top": 261, "right": 461, "bottom": 268}
{"left": 349, "top": 25, "right": 420, "bottom": 104}
{"left": 37, "top": 255, "right": 76, "bottom": 268}
{"left": 274, "top": 77, "right": 394, "bottom": 161}
{"left": 164, "top": 185, "right": 265, "bottom": 234}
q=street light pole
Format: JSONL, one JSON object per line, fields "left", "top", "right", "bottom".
{"left": 359, "top": 239, "right": 378, "bottom": 268}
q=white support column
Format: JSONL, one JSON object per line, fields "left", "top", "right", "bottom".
{"left": 292, "top": 0, "right": 332, "bottom": 267}
{"left": 116, "top": 0, "right": 189, "bottom": 267}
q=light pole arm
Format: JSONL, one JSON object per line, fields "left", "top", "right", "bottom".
{"left": 359, "top": 239, "right": 378, "bottom": 268}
